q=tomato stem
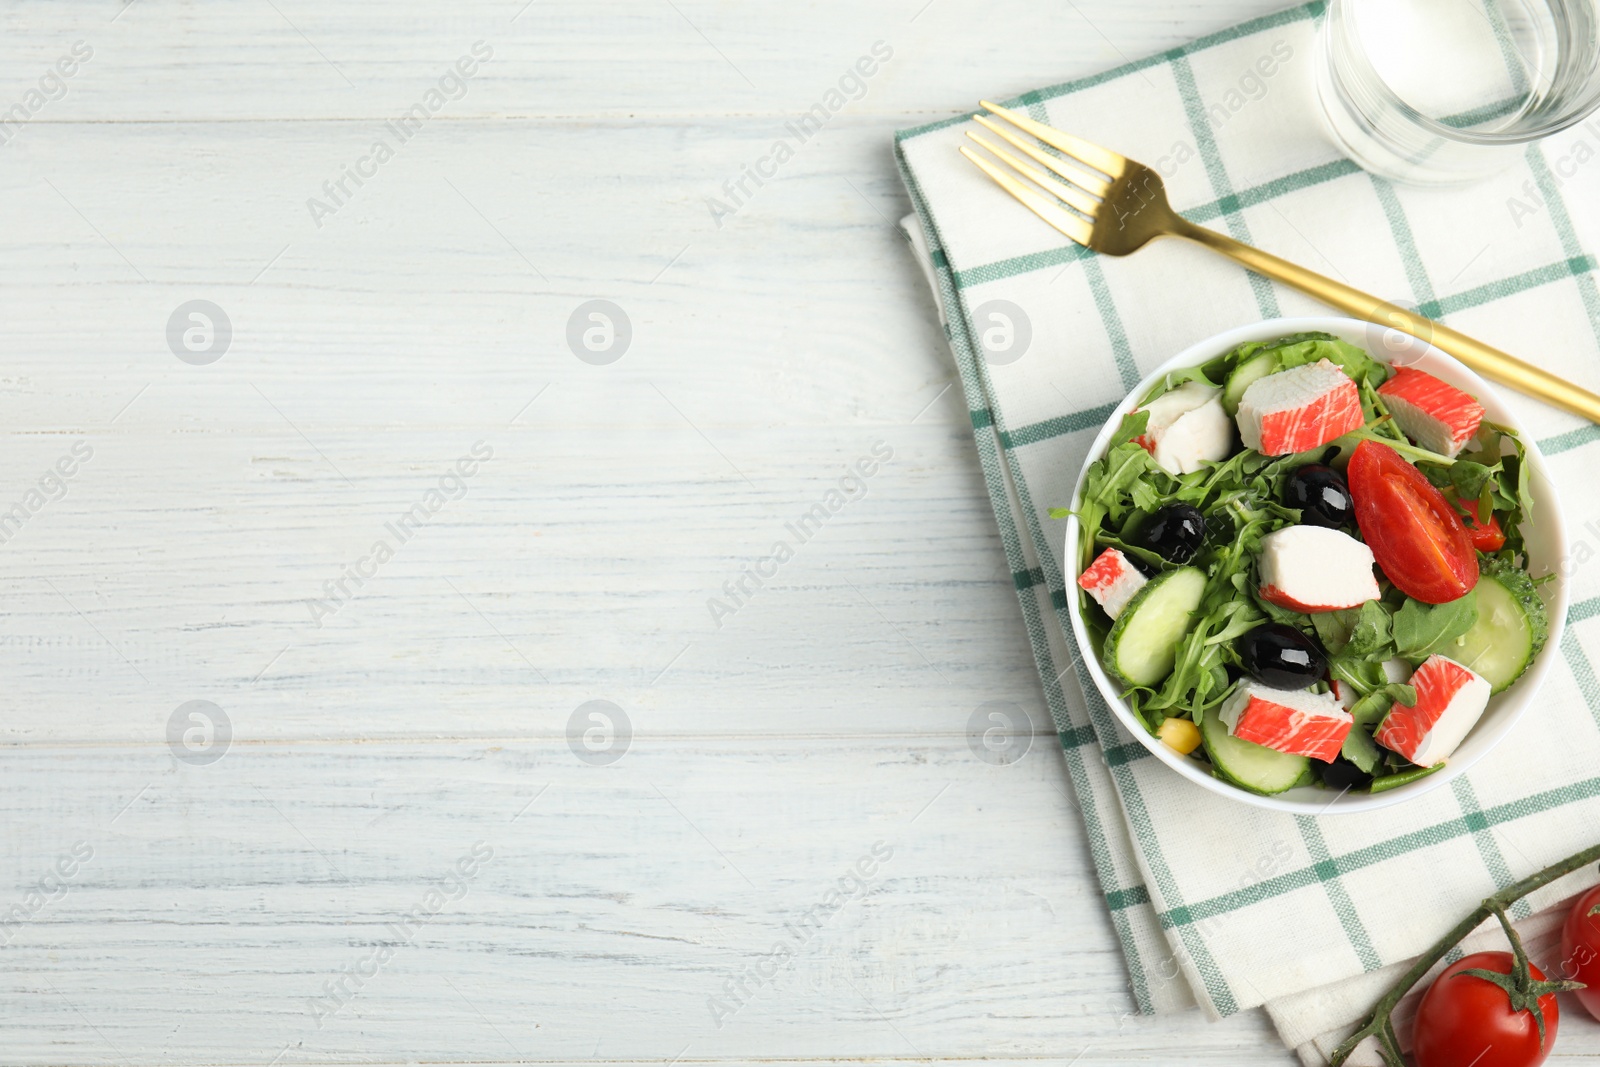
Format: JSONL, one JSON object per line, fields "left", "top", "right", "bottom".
{"left": 1453, "top": 904, "right": 1585, "bottom": 1051}
{"left": 1331, "top": 843, "right": 1600, "bottom": 1066}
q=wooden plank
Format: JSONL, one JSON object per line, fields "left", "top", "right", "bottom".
{"left": 0, "top": 422, "right": 1049, "bottom": 741}
{"left": 0, "top": 736, "right": 1295, "bottom": 1064}
{"left": 0, "top": 1, "right": 1290, "bottom": 122}
{"left": 0, "top": 114, "right": 1054, "bottom": 743}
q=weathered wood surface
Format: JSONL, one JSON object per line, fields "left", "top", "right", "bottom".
{"left": 4, "top": 1, "right": 1596, "bottom": 1063}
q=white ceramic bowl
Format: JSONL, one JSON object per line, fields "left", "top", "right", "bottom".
{"left": 1064, "top": 316, "right": 1568, "bottom": 814}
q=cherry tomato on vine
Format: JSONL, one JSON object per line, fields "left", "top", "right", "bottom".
{"left": 1347, "top": 439, "right": 1479, "bottom": 604}
{"left": 1412, "top": 952, "right": 1560, "bottom": 1067}
{"left": 1559, "top": 885, "right": 1600, "bottom": 1023}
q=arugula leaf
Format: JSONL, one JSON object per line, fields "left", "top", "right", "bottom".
{"left": 1132, "top": 465, "right": 1304, "bottom": 721}
{"left": 1485, "top": 422, "right": 1534, "bottom": 564}
{"left": 1341, "top": 723, "right": 1383, "bottom": 773}
{"left": 1108, "top": 410, "right": 1149, "bottom": 450}
{"left": 1095, "top": 534, "right": 1168, "bottom": 573}
{"left": 1212, "top": 332, "right": 1390, "bottom": 393}
{"left": 1148, "top": 363, "right": 1226, "bottom": 397}
{"left": 1324, "top": 601, "right": 1400, "bottom": 698}
{"left": 1447, "top": 460, "right": 1495, "bottom": 501}
{"left": 1346, "top": 421, "right": 1458, "bottom": 467}
{"left": 1128, "top": 478, "right": 1163, "bottom": 512}
{"left": 1344, "top": 600, "right": 1394, "bottom": 658}
{"left": 1508, "top": 431, "right": 1535, "bottom": 519}
{"left": 1311, "top": 609, "right": 1359, "bottom": 655}
{"left": 1360, "top": 378, "right": 1409, "bottom": 440}
{"left": 1073, "top": 434, "right": 1171, "bottom": 570}
{"left": 1392, "top": 592, "right": 1478, "bottom": 661}
{"left": 1146, "top": 340, "right": 1272, "bottom": 402}
{"left": 1441, "top": 419, "right": 1534, "bottom": 567}
{"left": 1139, "top": 594, "right": 1265, "bottom": 717}
{"left": 1349, "top": 682, "right": 1417, "bottom": 729}
{"left": 1269, "top": 336, "right": 1389, "bottom": 390}
{"left": 1254, "top": 596, "right": 1313, "bottom": 629}
{"left": 1332, "top": 655, "right": 1391, "bottom": 697}
{"left": 1202, "top": 598, "right": 1271, "bottom": 647}
{"left": 1179, "top": 333, "right": 1383, "bottom": 409}
{"left": 1083, "top": 443, "right": 1169, "bottom": 519}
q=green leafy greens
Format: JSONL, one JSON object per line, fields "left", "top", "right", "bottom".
{"left": 1143, "top": 332, "right": 1388, "bottom": 399}
{"left": 1393, "top": 593, "right": 1480, "bottom": 660}
{"left": 1072, "top": 335, "right": 1393, "bottom": 729}
{"left": 1075, "top": 419, "right": 1329, "bottom": 728}
{"left": 1067, "top": 331, "right": 1537, "bottom": 795}
{"left": 1424, "top": 420, "right": 1535, "bottom": 566}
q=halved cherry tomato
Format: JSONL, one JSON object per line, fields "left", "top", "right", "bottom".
{"left": 1559, "top": 884, "right": 1600, "bottom": 1022}
{"left": 1456, "top": 494, "right": 1507, "bottom": 552}
{"left": 1413, "top": 951, "right": 1560, "bottom": 1067}
{"left": 1347, "top": 440, "right": 1479, "bottom": 603}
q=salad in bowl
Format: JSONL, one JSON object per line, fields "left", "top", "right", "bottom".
{"left": 1062, "top": 317, "right": 1566, "bottom": 812}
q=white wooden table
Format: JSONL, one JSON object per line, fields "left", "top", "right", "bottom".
{"left": 4, "top": 1, "right": 1598, "bottom": 1063}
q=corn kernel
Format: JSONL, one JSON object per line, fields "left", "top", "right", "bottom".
{"left": 1158, "top": 716, "right": 1201, "bottom": 755}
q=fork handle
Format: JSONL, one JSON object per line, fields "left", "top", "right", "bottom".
{"left": 1170, "top": 217, "right": 1600, "bottom": 424}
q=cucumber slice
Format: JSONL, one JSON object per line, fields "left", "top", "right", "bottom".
{"left": 1199, "top": 705, "right": 1311, "bottom": 796}
{"left": 1222, "top": 352, "right": 1277, "bottom": 415}
{"left": 1102, "top": 567, "right": 1206, "bottom": 687}
{"left": 1449, "top": 563, "right": 1548, "bottom": 693}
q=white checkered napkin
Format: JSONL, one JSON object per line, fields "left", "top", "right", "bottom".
{"left": 895, "top": 1, "right": 1600, "bottom": 1061}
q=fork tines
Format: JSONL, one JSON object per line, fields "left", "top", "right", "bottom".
{"left": 958, "top": 99, "right": 1128, "bottom": 247}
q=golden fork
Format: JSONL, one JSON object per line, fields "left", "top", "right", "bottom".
{"left": 960, "top": 99, "right": 1600, "bottom": 424}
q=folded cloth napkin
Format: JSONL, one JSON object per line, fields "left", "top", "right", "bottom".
{"left": 894, "top": 3, "right": 1600, "bottom": 1062}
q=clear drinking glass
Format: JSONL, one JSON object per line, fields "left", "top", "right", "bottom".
{"left": 1316, "top": 0, "right": 1600, "bottom": 184}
